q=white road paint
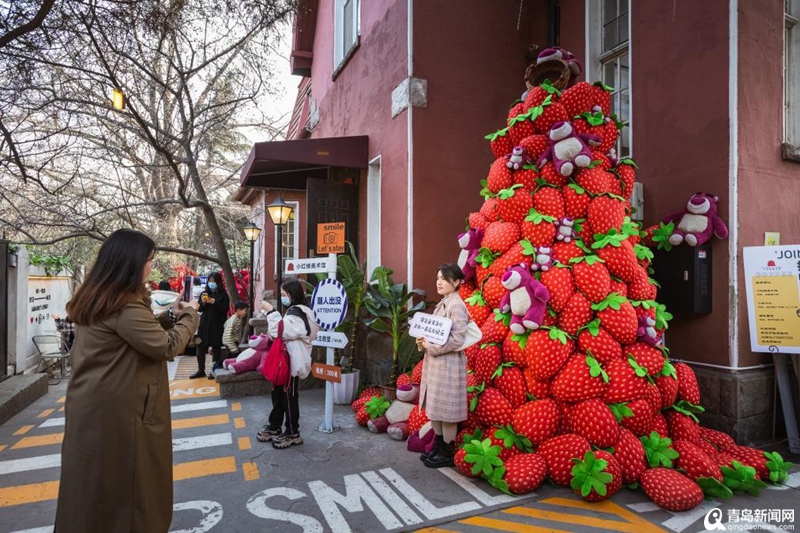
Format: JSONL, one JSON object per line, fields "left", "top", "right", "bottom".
{"left": 360, "top": 470, "right": 423, "bottom": 526}
{"left": 247, "top": 488, "right": 324, "bottom": 533}
{"left": 170, "top": 500, "right": 224, "bottom": 533}
{"left": 626, "top": 501, "right": 662, "bottom": 513}
{"left": 308, "top": 475, "right": 404, "bottom": 532}
{"left": 39, "top": 400, "right": 228, "bottom": 428}
{"left": 379, "top": 467, "right": 481, "bottom": 520}
{"left": 0, "top": 454, "right": 61, "bottom": 475}
{"left": 662, "top": 500, "right": 723, "bottom": 532}
{"left": 172, "top": 433, "right": 232, "bottom": 452}
{"left": 437, "top": 467, "right": 524, "bottom": 507}
{"left": 9, "top": 528, "right": 53, "bottom": 533}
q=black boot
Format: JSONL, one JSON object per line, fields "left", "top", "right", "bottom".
{"left": 420, "top": 435, "right": 444, "bottom": 462}
{"left": 423, "top": 437, "right": 455, "bottom": 468}
{"left": 190, "top": 353, "right": 206, "bottom": 379}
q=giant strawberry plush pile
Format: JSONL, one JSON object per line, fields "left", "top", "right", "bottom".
{"left": 436, "top": 49, "right": 795, "bottom": 505}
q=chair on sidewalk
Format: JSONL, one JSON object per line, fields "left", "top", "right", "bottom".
{"left": 33, "top": 334, "right": 71, "bottom": 378}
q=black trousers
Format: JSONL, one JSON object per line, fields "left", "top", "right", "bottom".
{"left": 268, "top": 377, "right": 300, "bottom": 434}
{"left": 196, "top": 343, "right": 222, "bottom": 371}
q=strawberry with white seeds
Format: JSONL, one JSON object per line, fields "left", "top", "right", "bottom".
{"left": 675, "top": 362, "right": 701, "bottom": 405}
{"left": 538, "top": 433, "right": 592, "bottom": 486}
{"left": 481, "top": 276, "right": 506, "bottom": 309}
{"left": 626, "top": 342, "right": 665, "bottom": 376}
{"left": 482, "top": 221, "right": 520, "bottom": 254}
{"left": 511, "top": 398, "right": 561, "bottom": 446}
{"left": 480, "top": 197, "right": 500, "bottom": 222}
{"left": 569, "top": 398, "right": 620, "bottom": 448}
{"left": 524, "top": 327, "right": 573, "bottom": 380}
{"left": 640, "top": 468, "right": 705, "bottom": 511}
{"left": 699, "top": 426, "right": 737, "bottom": 453}
{"left": 593, "top": 230, "right": 639, "bottom": 283}
{"left": 611, "top": 398, "right": 653, "bottom": 436}
{"left": 489, "top": 241, "right": 534, "bottom": 277}
{"left": 577, "top": 320, "right": 623, "bottom": 363}
{"left": 558, "top": 291, "right": 594, "bottom": 335}
{"left": 726, "top": 447, "right": 795, "bottom": 483}
{"left": 496, "top": 185, "right": 533, "bottom": 224}
{"left": 467, "top": 211, "right": 489, "bottom": 230}
{"left": 552, "top": 240, "right": 585, "bottom": 264}
{"left": 539, "top": 266, "right": 575, "bottom": 312}
{"left": 507, "top": 112, "right": 536, "bottom": 146}
{"left": 502, "top": 331, "right": 528, "bottom": 367}
{"left": 673, "top": 439, "right": 728, "bottom": 493}
{"left": 587, "top": 194, "right": 626, "bottom": 234}
{"left": 562, "top": 183, "right": 591, "bottom": 218}
{"left": 613, "top": 157, "right": 637, "bottom": 194}
{"left": 551, "top": 353, "right": 608, "bottom": 403}
{"left": 518, "top": 135, "right": 550, "bottom": 163}
{"left": 602, "top": 355, "right": 649, "bottom": 403}
{"left": 520, "top": 209, "right": 557, "bottom": 247}
{"left": 492, "top": 363, "right": 528, "bottom": 409}
{"left": 666, "top": 408, "right": 703, "bottom": 445}
{"left": 532, "top": 95, "right": 569, "bottom": 134}
{"left": 592, "top": 293, "right": 638, "bottom": 345}
{"left": 486, "top": 128, "right": 514, "bottom": 159}
{"left": 559, "top": 81, "right": 595, "bottom": 117}
{"left": 532, "top": 185, "right": 565, "bottom": 218}
{"left": 480, "top": 310, "right": 511, "bottom": 344}
{"left": 539, "top": 161, "right": 569, "bottom": 187}
{"left": 497, "top": 453, "right": 548, "bottom": 495}
{"left": 473, "top": 343, "right": 502, "bottom": 384}
{"left": 613, "top": 427, "right": 648, "bottom": 484}
{"left": 473, "top": 385, "right": 515, "bottom": 427}
{"left": 575, "top": 165, "right": 614, "bottom": 196}
{"left": 523, "top": 367, "right": 552, "bottom": 398}
{"left": 523, "top": 80, "right": 561, "bottom": 110}
{"left": 464, "top": 290, "right": 492, "bottom": 325}
{"left": 571, "top": 255, "right": 611, "bottom": 303}
{"left": 570, "top": 450, "right": 622, "bottom": 502}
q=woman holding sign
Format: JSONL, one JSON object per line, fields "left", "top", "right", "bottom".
{"left": 416, "top": 263, "right": 469, "bottom": 468}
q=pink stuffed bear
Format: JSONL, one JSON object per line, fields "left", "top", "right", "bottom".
{"left": 530, "top": 246, "right": 553, "bottom": 272}
{"left": 224, "top": 334, "right": 270, "bottom": 374}
{"left": 537, "top": 46, "right": 583, "bottom": 84}
{"left": 637, "top": 315, "right": 662, "bottom": 347}
{"left": 499, "top": 264, "right": 551, "bottom": 335}
{"left": 538, "top": 121, "right": 601, "bottom": 177}
{"left": 457, "top": 228, "right": 484, "bottom": 283}
{"left": 662, "top": 192, "right": 728, "bottom": 247}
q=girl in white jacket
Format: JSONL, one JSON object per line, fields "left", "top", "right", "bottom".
{"left": 256, "top": 280, "right": 319, "bottom": 449}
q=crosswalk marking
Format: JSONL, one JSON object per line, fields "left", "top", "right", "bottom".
{"left": 174, "top": 457, "right": 236, "bottom": 481}
{"left": 234, "top": 417, "right": 246, "bottom": 428}
{"left": 172, "top": 433, "right": 232, "bottom": 452}
{"left": 522, "top": 497, "right": 667, "bottom": 533}
{"left": 172, "top": 414, "right": 229, "bottom": 430}
{"left": 0, "top": 480, "right": 59, "bottom": 507}
{"left": 13, "top": 426, "right": 34, "bottom": 436}
{"left": 461, "top": 516, "right": 571, "bottom": 532}
{"left": 57, "top": 397, "right": 65, "bottom": 403}
{"left": 232, "top": 402, "right": 242, "bottom": 411}
{"left": 0, "top": 445, "right": 6, "bottom": 452}
{"left": 38, "top": 419, "right": 63, "bottom": 428}
{"left": 11, "top": 434, "right": 63, "bottom": 450}
{"left": 238, "top": 437, "right": 251, "bottom": 450}
{"left": 170, "top": 399, "right": 228, "bottom": 413}
{"left": 0, "top": 454, "right": 61, "bottom": 475}
{"left": 9, "top": 527, "right": 53, "bottom": 533}
{"left": 243, "top": 462, "right": 260, "bottom": 481}
{"left": 37, "top": 409, "right": 54, "bottom": 418}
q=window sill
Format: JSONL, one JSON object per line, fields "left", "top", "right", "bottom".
{"left": 332, "top": 37, "right": 360, "bottom": 81}
{"left": 782, "top": 143, "right": 800, "bottom": 164}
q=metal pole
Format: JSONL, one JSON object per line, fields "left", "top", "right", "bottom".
{"left": 248, "top": 239, "right": 255, "bottom": 336}
{"left": 276, "top": 223, "right": 284, "bottom": 313}
{"left": 319, "top": 253, "right": 339, "bottom": 433}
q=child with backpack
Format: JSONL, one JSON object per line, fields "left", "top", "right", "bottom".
{"left": 256, "top": 280, "right": 319, "bottom": 449}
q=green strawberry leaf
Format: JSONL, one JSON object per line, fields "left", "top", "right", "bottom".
{"left": 487, "top": 467, "right": 512, "bottom": 495}
{"left": 511, "top": 330, "right": 530, "bottom": 349}
{"left": 494, "top": 309, "right": 512, "bottom": 326}
{"left": 655, "top": 304, "right": 673, "bottom": 330}
{"left": 524, "top": 208, "right": 557, "bottom": 224}
{"left": 585, "top": 319, "right": 601, "bottom": 336}
{"left": 697, "top": 477, "right": 734, "bottom": 500}
{"left": 485, "top": 127, "right": 510, "bottom": 141}
{"left": 585, "top": 354, "right": 609, "bottom": 383}
{"left": 568, "top": 183, "right": 586, "bottom": 195}
{"left": 592, "top": 292, "right": 626, "bottom": 312}
{"left": 575, "top": 240, "right": 593, "bottom": 254}
{"left": 609, "top": 402, "right": 635, "bottom": 422}
{"left": 634, "top": 244, "right": 654, "bottom": 261}
{"left": 627, "top": 355, "right": 649, "bottom": 378}
{"left": 570, "top": 451, "right": 613, "bottom": 497}
{"left": 660, "top": 360, "right": 677, "bottom": 379}
{"left": 465, "top": 291, "right": 487, "bottom": 307}
{"left": 721, "top": 461, "right": 768, "bottom": 496}
{"left": 640, "top": 431, "right": 679, "bottom": 468}
{"left": 469, "top": 395, "right": 479, "bottom": 412}
{"left": 365, "top": 395, "right": 392, "bottom": 419}
{"left": 475, "top": 247, "right": 499, "bottom": 268}
{"left": 497, "top": 184, "right": 524, "bottom": 199}
{"left": 764, "top": 451, "right": 794, "bottom": 484}
{"left": 543, "top": 326, "right": 570, "bottom": 345}
{"left": 520, "top": 239, "right": 536, "bottom": 256}
{"left": 593, "top": 81, "right": 616, "bottom": 92}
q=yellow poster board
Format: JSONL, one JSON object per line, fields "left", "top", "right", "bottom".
{"left": 751, "top": 275, "right": 800, "bottom": 347}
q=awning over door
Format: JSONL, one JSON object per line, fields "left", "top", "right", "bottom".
{"left": 236, "top": 135, "right": 369, "bottom": 195}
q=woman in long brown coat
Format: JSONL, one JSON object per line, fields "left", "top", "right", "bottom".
{"left": 416, "top": 263, "right": 469, "bottom": 468}
{"left": 55, "top": 229, "right": 199, "bottom": 533}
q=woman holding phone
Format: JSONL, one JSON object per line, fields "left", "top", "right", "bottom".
{"left": 191, "top": 272, "right": 230, "bottom": 379}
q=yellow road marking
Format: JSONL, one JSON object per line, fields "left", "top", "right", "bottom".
{"left": 234, "top": 417, "right": 245, "bottom": 429}
{"left": 174, "top": 457, "right": 236, "bottom": 481}
{"left": 238, "top": 437, "right": 251, "bottom": 450}
{"left": 171, "top": 414, "right": 229, "bottom": 430}
{"left": 231, "top": 402, "right": 242, "bottom": 411}
{"left": 12, "top": 433, "right": 63, "bottom": 449}
{"left": 169, "top": 379, "right": 219, "bottom": 399}
{"left": 0, "top": 445, "right": 6, "bottom": 452}
{"left": 38, "top": 408, "right": 55, "bottom": 418}
{"left": 461, "top": 516, "right": 571, "bottom": 532}
{"left": 416, "top": 529, "right": 461, "bottom": 533}
{"left": 505, "top": 497, "right": 666, "bottom": 533}
{"left": 0, "top": 481, "right": 59, "bottom": 507}
{"left": 13, "top": 425, "right": 34, "bottom": 436}
{"left": 243, "top": 462, "right": 260, "bottom": 481}
{"left": 59, "top": 406, "right": 64, "bottom": 412}
{"left": 57, "top": 396, "right": 65, "bottom": 403}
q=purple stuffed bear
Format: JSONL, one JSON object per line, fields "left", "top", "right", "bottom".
{"left": 457, "top": 228, "right": 484, "bottom": 283}
{"left": 499, "top": 264, "right": 551, "bottom": 335}
{"left": 662, "top": 192, "right": 729, "bottom": 247}
{"left": 538, "top": 121, "right": 601, "bottom": 177}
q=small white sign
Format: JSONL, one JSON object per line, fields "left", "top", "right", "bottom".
{"left": 311, "top": 278, "right": 348, "bottom": 330}
{"left": 408, "top": 313, "right": 453, "bottom": 346}
{"left": 285, "top": 257, "right": 335, "bottom": 275}
{"left": 312, "top": 331, "right": 349, "bottom": 349}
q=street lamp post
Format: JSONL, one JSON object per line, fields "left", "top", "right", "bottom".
{"left": 266, "top": 196, "right": 294, "bottom": 314}
{"left": 243, "top": 221, "right": 262, "bottom": 332}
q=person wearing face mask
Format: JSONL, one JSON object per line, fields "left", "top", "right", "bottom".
{"left": 256, "top": 280, "right": 319, "bottom": 449}
{"left": 190, "top": 272, "right": 230, "bottom": 379}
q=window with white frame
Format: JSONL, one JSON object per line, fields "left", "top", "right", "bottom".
{"left": 587, "top": 0, "right": 631, "bottom": 156}
{"left": 334, "top": 0, "right": 360, "bottom": 72}
{"left": 274, "top": 201, "right": 299, "bottom": 275}
{"left": 785, "top": 0, "right": 799, "bottom": 146}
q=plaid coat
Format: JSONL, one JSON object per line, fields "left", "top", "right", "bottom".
{"left": 419, "top": 293, "right": 468, "bottom": 423}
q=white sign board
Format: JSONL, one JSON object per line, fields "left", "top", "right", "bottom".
{"left": 285, "top": 257, "right": 335, "bottom": 276}
{"left": 743, "top": 245, "right": 800, "bottom": 353}
{"left": 312, "top": 331, "right": 349, "bottom": 349}
{"left": 311, "top": 278, "right": 348, "bottom": 330}
{"left": 27, "top": 276, "right": 71, "bottom": 358}
{"left": 408, "top": 313, "right": 453, "bottom": 346}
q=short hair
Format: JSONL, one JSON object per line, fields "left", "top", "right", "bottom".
{"left": 438, "top": 263, "right": 465, "bottom": 285}
{"left": 207, "top": 272, "right": 222, "bottom": 286}
{"left": 234, "top": 301, "right": 249, "bottom": 311}
{"left": 282, "top": 280, "right": 309, "bottom": 307}
{"left": 158, "top": 280, "right": 171, "bottom": 291}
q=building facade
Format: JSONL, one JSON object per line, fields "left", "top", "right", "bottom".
{"left": 236, "top": 0, "right": 800, "bottom": 444}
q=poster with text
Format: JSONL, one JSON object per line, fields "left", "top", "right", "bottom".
{"left": 743, "top": 246, "right": 800, "bottom": 353}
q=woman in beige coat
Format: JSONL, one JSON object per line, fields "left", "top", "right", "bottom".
{"left": 55, "top": 229, "right": 199, "bottom": 533}
{"left": 416, "top": 263, "right": 469, "bottom": 468}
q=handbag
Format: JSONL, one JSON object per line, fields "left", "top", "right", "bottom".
{"left": 459, "top": 320, "right": 482, "bottom": 351}
{"left": 260, "top": 321, "right": 291, "bottom": 387}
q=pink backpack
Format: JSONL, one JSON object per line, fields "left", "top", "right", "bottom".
{"left": 260, "top": 321, "right": 291, "bottom": 386}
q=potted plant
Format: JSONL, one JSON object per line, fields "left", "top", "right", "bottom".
{"left": 364, "top": 265, "right": 428, "bottom": 399}
{"left": 331, "top": 242, "right": 369, "bottom": 404}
